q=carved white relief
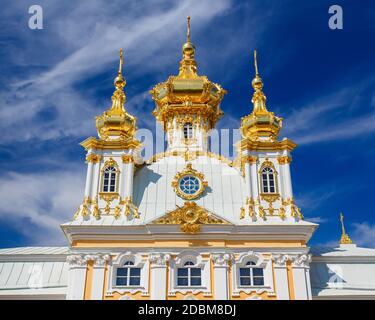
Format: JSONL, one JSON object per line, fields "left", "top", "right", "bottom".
{"left": 272, "top": 254, "right": 290, "bottom": 266}
{"left": 66, "top": 254, "right": 87, "bottom": 267}
{"left": 211, "top": 253, "right": 233, "bottom": 267}
{"left": 149, "top": 253, "right": 171, "bottom": 267}
{"left": 291, "top": 254, "right": 311, "bottom": 268}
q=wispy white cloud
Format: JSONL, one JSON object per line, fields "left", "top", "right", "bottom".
{"left": 0, "top": 0, "right": 233, "bottom": 143}
{"left": 352, "top": 222, "right": 375, "bottom": 247}
{"left": 0, "top": 169, "right": 85, "bottom": 245}
{"left": 281, "top": 79, "right": 375, "bottom": 145}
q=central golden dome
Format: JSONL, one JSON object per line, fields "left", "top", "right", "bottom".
{"left": 149, "top": 17, "right": 227, "bottom": 130}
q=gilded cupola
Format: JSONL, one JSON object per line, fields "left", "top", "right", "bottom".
{"left": 149, "top": 17, "right": 227, "bottom": 131}
{"left": 240, "top": 50, "right": 282, "bottom": 142}
{"left": 96, "top": 49, "right": 137, "bottom": 141}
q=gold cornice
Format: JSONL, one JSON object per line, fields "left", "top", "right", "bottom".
{"left": 80, "top": 137, "right": 141, "bottom": 151}
{"left": 236, "top": 138, "right": 297, "bottom": 152}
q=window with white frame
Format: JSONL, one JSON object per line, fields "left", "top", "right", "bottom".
{"left": 115, "top": 261, "right": 141, "bottom": 287}
{"left": 232, "top": 252, "right": 274, "bottom": 297}
{"left": 261, "top": 167, "right": 277, "bottom": 193}
{"left": 107, "top": 253, "right": 149, "bottom": 295}
{"left": 169, "top": 251, "right": 211, "bottom": 295}
{"left": 177, "top": 261, "right": 202, "bottom": 286}
{"left": 183, "top": 122, "right": 193, "bottom": 139}
{"left": 103, "top": 166, "right": 117, "bottom": 192}
{"left": 239, "top": 261, "right": 264, "bottom": 286}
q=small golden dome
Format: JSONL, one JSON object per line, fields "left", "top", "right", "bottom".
{"left": 96, "top": 49, "right": 137, "bottom": 141}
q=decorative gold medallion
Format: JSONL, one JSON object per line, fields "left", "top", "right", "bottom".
{"left": 171, "top": 163, "right": 208, "bottom": 200}
{"left": 153, "top": 202, "right": 228, "bottom": 233}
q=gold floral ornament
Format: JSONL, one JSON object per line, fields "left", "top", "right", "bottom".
{"left": 172, "top": 163, "right": 208, "bottom": 200}
{"left": 96, "top": 49, "right": 137, "bottom": 141}
{"left": 153, "top": 202, "right": 228, "bottom": 233}
{"left": 240, "top": 50, "right": 282, "bottom": 142}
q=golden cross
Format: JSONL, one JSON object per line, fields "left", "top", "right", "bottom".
{"left": 340, "top": 212, "right": 346, "bottom": 235}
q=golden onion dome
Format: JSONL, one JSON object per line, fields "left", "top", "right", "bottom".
{"left": 96, "top": 49, "right": 137, "bottom": 141}
{"left": 149, "top": 17, "right": 227, "bottom": 130}
{"left": 240, "top": 50, "right": 282, "bottom": 142}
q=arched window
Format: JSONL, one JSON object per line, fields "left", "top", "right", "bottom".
{"left": 183, "top": 122, "right": 193, "bottom": 139}
{"left": 239, "top": 261, "right": 264, "bottom": 286}
{"left": 177, "top": 261, "right": 201, "bottom": 286}
{"left": 103, "top": 166, "right": 117, "bottom": 192}
{"left": 116, "top": 261, "right": 141, "bottom": 286}
{"left": 261, "top": 167, "right": 276, "bottom": 193}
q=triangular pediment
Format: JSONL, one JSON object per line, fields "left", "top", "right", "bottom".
{"left": 149, "top": 202, "right": 231, "bottom": 233}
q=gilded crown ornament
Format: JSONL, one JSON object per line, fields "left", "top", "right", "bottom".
{"left": 240, "top": 50, "right": 282, "bottom": 142}
{"left": 149, "top": 17, "right": 227, "bottom": 131}
{"left": 96, "top": 49, "right": 137, "bottom": 141}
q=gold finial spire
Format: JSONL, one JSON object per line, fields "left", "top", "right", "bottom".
{"left": 340, "top": 213, "right": 353, "bottom": 244}
{"left": 187, "top": 16, "right": 191, "bottom": 42}
{"left": 119, "top": 48, "right": 123, "bottom": 75}
{"left": 254, "top": 49, "right": 259, "bottom": 76}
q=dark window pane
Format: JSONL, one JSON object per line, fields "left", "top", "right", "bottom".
{"left": 178, "top": 268, "right": 188, "bottom": 277}
{"left": 129, "top": 277, "right": 140, "bottom": 286}
{"left": 253, "top": 277, "right": 264, "bottom": 286}
{"left": 240, "top": 268, "right": 250, "bottom": 276}
{"left": 116, "top": 277, "right": 127, "bottom": 286}
{"left": 270, "top": 186, "right": 275, "bottom": 193}
{"left": 240, "top": 277, "right": 251, "bottom": 286}
{"left": 124, "top": 261, "right": 134, "bottom": 265}
{"left": 190, "top": 277, "right": 201, "bottom": 286}
{"left": 190, "top": 268, "right": 201, "bottom": 277}
{"left": 104, "top": 173, "right": 109, "bottom": 179}
{"left": 246, "top": 261, "right": 256, "bottom": 266}
{"left": 110, "top": 186, "right": 115, "bottom": 192}
{"left": 177, "top": 277, "right": 188, "bottom": 286}
{"left": 117, "top": 268, "right": 127, "bottom": 277}
{"left": 130, "top": 268, "right": 140, "bottom": 277}
{"left": 253, "top": 268, "right": 263, "bottom": 277}
{"left": 263, "top": 186, "right": 268, "bottom": 193}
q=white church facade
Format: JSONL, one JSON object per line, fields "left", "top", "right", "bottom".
{"left": 1, "top": 19, "right": 375, "bottom": 300}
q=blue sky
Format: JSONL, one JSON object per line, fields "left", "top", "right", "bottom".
{"left": 0, "top": 0, "right": 374, "bottom": 247}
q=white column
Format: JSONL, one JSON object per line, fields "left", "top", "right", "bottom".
{"left": 250, "top": 160, "right": 259, "bottom": 199}
{"left": 84, "top": 161, "right": 94, "bottom": 197}
{"left": 272, "top": 255, "right": 290, "bottom": 300}
{"left": 149, "top": 253, "right": 170, "bottom": 300}
{"left": 244, "top": 161, "right": 252, "bottom": 198}
{"left": 66, "top": 255, "right": 88, "bottom": 300}
{"left": 283, "top": 163, "right": 293, "bottom": 199}
{"left": 211, "top": 253, "right": 231, "bottom": 300}
{"left": 291, "top": 254, "right": 312, "bottom": 300}
{"left": 90, "top": 161, "right": 101, "bottom": 198}
{"left": 125, "top": 162, "right": 134, "bottom": 198}
{"left": 90, "top": 255, "right": 111, "bottom": 300}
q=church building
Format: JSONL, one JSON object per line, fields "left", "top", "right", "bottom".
{"left": 1, "top": 18, "right": 375, "bottom": 300}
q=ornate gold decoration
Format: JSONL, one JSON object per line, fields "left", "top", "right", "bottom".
{"left": 86, "top": 154, "right": 102, "bottom": 163}
{"left": 240, "top": 207, "right": 245, "bottom": 219}
{"left": 120, "top": 196, "right": 140, "bottom": 219}
{"left": 114, "top": 205, "right": 121, "bottom": 219}
{"left": 121, "top": 155, "right": 134, "bottom": 163}
{"left": 247, "top": 197, "right": 255, "bottom": 218}
{"left": 277, "top": 155, "right": 291, "bottom": 165}
{"left": 171, "top": 163, "right": 208, "bottom": 200}
{"left": 149, "top": 17, "right": 227, "bottom": 131}
{"left": 236, "top": 138, "right": 297, "bottom": 153}
{"left": 258, "top": 206, "right": 266, "bottom": 220}
{"left": 279, "top": 207, "right": 286, "bottom": 220}
{"left": 259, "top": 158, "right": 277, "bottom": 173}
{"left": 80, "top": 137, "right": 141, "bottom": 151}
{"left": 240, "top": 50, "right": 282, "bottom": 142}
{"left": 95, "top": 49, "right": 137, "bottom": 141}
{"left": 99, "top": 192, "right": 119, "bottom": 202}
{"left": 260, "top": 193, "right": 280, "bottom": 215}
{"left": 340, "top": 213, "right": 353, "bottom": 244}
{"left": 92, "top": 200, "right": 100, "bottom": 220}
{"left": 102, "top": 157, "right": 119, "bottom": 170}
{"left": 242, "top": 155, "right": 258, "bottom": 164}
{"left": 153, "top": 202, "right": 228, "bottom": 233}
{"left": 73, "top": 207, "right": 80, "bottom": 220}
